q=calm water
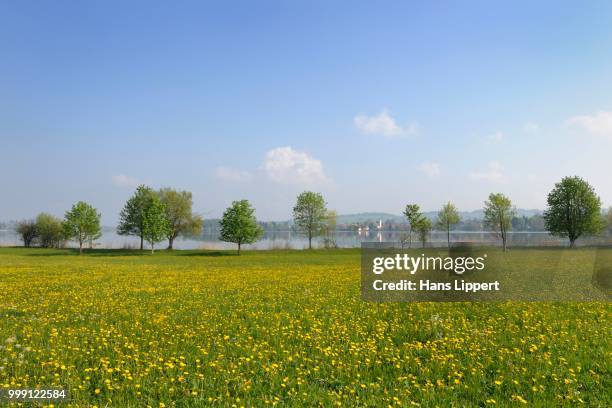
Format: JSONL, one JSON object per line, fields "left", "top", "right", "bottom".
{"left": 1, "top": 228, "right": 610, "bottom": 249}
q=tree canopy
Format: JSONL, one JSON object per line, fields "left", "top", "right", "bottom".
{"left": 293, "top": 191, "right": 327, "bottom": 249}
{"left": 544, "top": 176, "right": 602, "bottom": 247}
{"left": 437, "top": 202, "right": 460, "bottom": 248}
{"left": 142, "top": 194, "right": 170, "bottom": 254}
{"left": 415, "top": 217, "right": 433, "bottom": 248}
{"left": 483, "top": 193, "right": 515, "bottom": 251}
{"left": 403, "top": 204, "right": 424, "bottom": 248}
{"left": 219, "top": 200, "right": 263, "bottom": 254}
{"left": 36, "top": 213, "right": 64, "bottom": 248}
{"left": 158, "top": 188, "right": 204, "bottom": 249}
{"left": 117, "top": 185, "right": 155, "bottom": 250}
{"left": 15, "top": 220, "right": 38, "bottom": 248}
{"left": 63, "top": 201, "right": 102, "bottom": 254}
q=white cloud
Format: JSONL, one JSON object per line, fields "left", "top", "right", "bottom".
{"left": 354, "top": 109, "right": 419, "bottom": 138}
{"left": 417, "top": 162, "right": 440, "bottom": 178}
{"left": 523, "top": 122, "right": 539, "bottom": 134}
{"left": 215, "top": 166, "right": 252, "bottom": 182}
{"left": 486, "top": 131, "right": 504, "bottom": 142}
{"left": 566, "top": 110, "right": 612, "bottom": 137}
{"left": 112, "top": 174, "right": 140, "bottom": 188}
{"left": 264, "top": 146, "right": 330, "bottom": 186}
{"left": 469, "top": 161, "right": 505, "bottom": 183}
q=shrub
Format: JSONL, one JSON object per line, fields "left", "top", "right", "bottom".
{"left": 36, "top": 213, "right": 65, "bottom": 248}
{"left": 15, "top": 220, "right": 38, "bottom": 247}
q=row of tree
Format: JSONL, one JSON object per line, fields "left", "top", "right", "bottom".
{"left": 343, "top": 213, "right": 546, "bottom": 232}
{"left": 13, "top": 175, "right": 608, "bottom": 253}
{"left": 16, "top": 203, "right": 102, "bottom": 253}
{"left": 215, "top": 191, "right": 336, "bottom": 253}
{"left": 15, "top": 187, "right": 203, "bottom": 254}
{"left": 117, "top": 186, "right": 203, "bottom": 252}
{"left": 401, "top": 176, "right": 604, "bottom": 251}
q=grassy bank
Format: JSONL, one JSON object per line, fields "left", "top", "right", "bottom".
{"left": 0, "top": 248, "right": 610, "bottom": 406}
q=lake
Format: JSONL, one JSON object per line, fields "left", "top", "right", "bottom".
{"left": 2, "top": 228, "right": 610, "bottom": 249}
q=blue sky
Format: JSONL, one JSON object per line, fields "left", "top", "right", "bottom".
{"left": 1, "top": 1, "right": 612, "bottom": 223}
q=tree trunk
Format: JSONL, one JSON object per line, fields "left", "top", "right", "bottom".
{"left": 447, "top": 227, "right": 450, "bottom": 249}
{"left": 308, "top": 232, "right": 312, "bottom": 249}
{"left": 238, "top": 242, "right": 241, "bottom": 255}
{"left": 140, "top": 235, "right": 144, "bottom": 250}
{"left": 151, "top": 242, "right": 154, "bottom": 254}
{"left": 502, "top": 235, "right": 507, "bottom": 252}
{"left": 168, "top": 237, "right": 174, "bottom": 250}
{"left": 570, "top": 239, "right": 576, "bottom": 248}
{"left": 79, "top": 240, "right": 83, "bottom": 255}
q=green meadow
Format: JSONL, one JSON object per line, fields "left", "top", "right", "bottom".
{"left": 0, "top": 248, "right": 610, "bottom": 406}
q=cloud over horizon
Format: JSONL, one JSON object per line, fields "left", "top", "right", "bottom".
{"left": 354, "top": 109, "right": 419, "bottom": 138}
{"left": 566, "top": 110, "right": 612, "bottom": 137}
{"left": 263, "top": 146, "right": 330, "bottom": 186}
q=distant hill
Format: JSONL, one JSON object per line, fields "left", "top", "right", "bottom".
{"left": 205, "top": 209, "right": 543, "bottom": 228}
{"left": 336, "top": 209, "right": 543, "bottom": 224}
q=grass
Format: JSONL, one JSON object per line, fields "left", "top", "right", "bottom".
{"left": 0, "top": 247, "right": 610, "bottom": 407}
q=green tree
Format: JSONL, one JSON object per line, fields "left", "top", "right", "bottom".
{"left": 36, "top": 213, "right": 64, "bottom": 248}
{"left": 403, "top": 204, "right": 423, "bottom": 248}
{"left": 117, "top": 185, "right": 154, "bottom": 250}
{"left": 15, "top": 220, "right": 38, "bottom": 248}
{"left": 415, "top": 217, "right": 433, "bottom": 248}
{"left": 323, "top": 210, "right": 338, "bottom": 249}
{"left": 293, "top": 191, "right": 327, "bottom": 249}
{"left": 142, "top": 194, "right": 170, "bottom": 254}
{"left": 63, "top": 201, "right": 102, "bottom": 254}
{"left": 219, "top": 200, "right": 263, "bottom": 254}
{"left": 436, "top": 202, "right": 460, "bottom": 249}
{"left": 158, "top": 188, "right": 204, "bottom": 249}
{"left": 483, "top": 193, "right": 515, "bottom": 251}
{"left": 543, "top": 176, "right": 602, "bottom": 247}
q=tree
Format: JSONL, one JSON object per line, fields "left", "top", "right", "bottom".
{"left": 543, "top": 176, "right": 602, "bottom": 247}
{"left": 63, "top": 201, "right": 102, "bottom": 254}
{"left": 483, "top": 193, "right": 515, "bottom": 251}
{"left": 158, "top": 188, "right": 204, "bottom": 249}
{"left": 293, "top": 191, "right": 327, "bottom": 249}
{"left": 403, "top": 204, "right": 423, "bottom": 248}
{"left": 15, "top": 220, "right": 37, "bottom": 248}
{"left": 142, "top": 194, "right": 170, "bottom": 254}
{"left": 415, "top": 217, "right": 432, "bottom": 248}
{"left": 436, "top": 202, "right": 460, "bottom": 249}
{"left": 36, "top": 213, "right": 64, "bottom": 248}
{"left": 323, "top": 210, "right": 338, "bottom": 249}
{"left": 117, "top": 185, "right": 154, "bottom": 250}
{"left": 219, "top": 200, "right": 263, "bottom": 254}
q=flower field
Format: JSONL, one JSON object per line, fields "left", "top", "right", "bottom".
{"left": 0, "top": 248, "right": 610, "bottom": 407}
